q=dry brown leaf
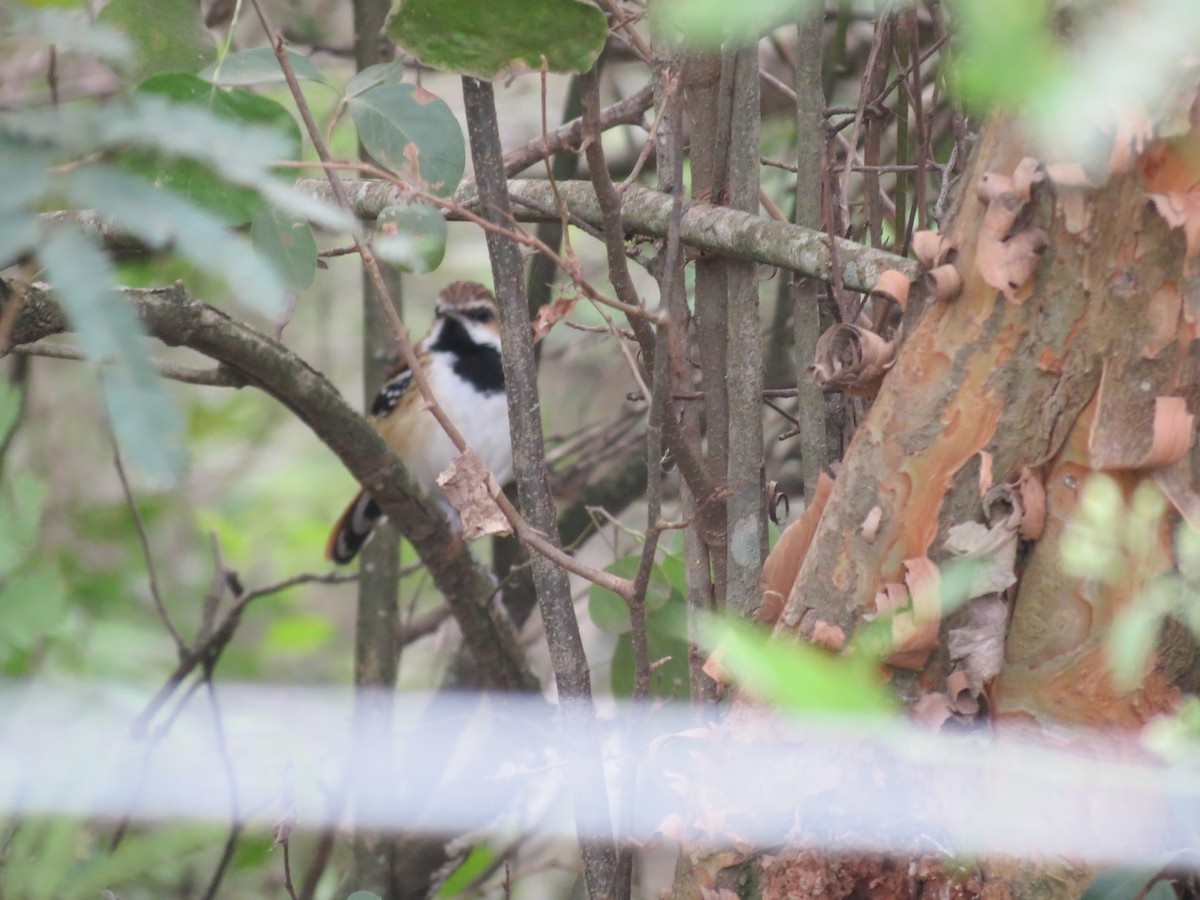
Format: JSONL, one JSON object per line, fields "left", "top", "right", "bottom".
{"left": 911, "top": 692, "right": 955, "bottom": 730}
{"left": 810, "top": 620, "right": 846, "bottom": 651}
{"left": 532, "top": 292, "right": 579, "bottom": 340}
{"left": 947, "top": 595, "right": 1010, "bottom": 695}
{"left": 860, "top": 505, "right": 883, "bottom": 544}
{"left": 810, "top": 324, "right": 896, "bottom": 396}
{"left": 1139, "top": 395, "right": 1195, "bottom": 468}
{"left": 871, "top": 268, "right": 911, "bottom": 311}
{"left": 436, "top": 450, "right": 513, "bottom": 539}
{"left": 924, "top": 263, "right": 963, "bottom": 302}
{"left": 762, "top": 472, "right": 835, "bottom": 611}
{"left": 1015, "top": 466, "right": 1046, "bottom": 540}
{"left": 1147, "top": 191, "right": 1200, "bottom": 272}
{"left": 912, "top": 230, "right": 956, "bottom": 267}
{"left": 701, "top": 648, "right": 730, "bottom": 686}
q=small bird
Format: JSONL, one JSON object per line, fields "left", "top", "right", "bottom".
{"left": 326, "top": 281, "right": 513, "bottom": 565}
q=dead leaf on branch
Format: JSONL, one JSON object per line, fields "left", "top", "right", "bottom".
{"left": 531, "top": 290, "right": 580, "bottom": 341}
{"left": 436, "top": 449, "right": 513, "bottom": 539}
{"left": 810, "top": 324, "right": 895, "bottom": 397}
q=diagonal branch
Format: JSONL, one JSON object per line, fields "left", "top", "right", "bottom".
{"left": 2, "top": 276, "right": 535, "bottom": 693}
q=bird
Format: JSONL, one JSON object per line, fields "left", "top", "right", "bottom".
{"left": 326, "top": 281, "right": 513, "bottom": 565}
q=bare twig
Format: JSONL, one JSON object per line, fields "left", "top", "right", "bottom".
{"left": 199, "top": 676, "right": 242, "bottom": 900}
{"left": 110, "top": 434, "right": 185, "bottom": 652}
{"left": 12, "top": 341, "right": 246, "bottom": 387}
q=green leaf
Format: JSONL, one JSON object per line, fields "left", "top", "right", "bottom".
{"left": 698, "top": 615, "right": 897, "bottom": 717}
{"left": 130, "top": 73, "right": 301, "bottom": 224}
{"left": 199, "top": 47, "right": 330, "bottom": 86}
{"left": 949, "top": 0, "right": 1065, "bottom": 112}
{"left": 347, "top": 892, "right": 384, "bottom": 900}
{"left": 1108, "top": 596, "right": 1167, "bottom": 689}
{"left": 66, "top": 164, "right": 289, "bottom": 316}
{"left": 0, "top": 214, "right": 38, "bottom": 268}
{"left": 262, "top": 613, "right": 336, "bottom": 656}
{"left": 97, "top": 0, "right": 216, "bottom": 78}
{"left": 0, "top": 474, "right": 48, "bottom": 574}
{"left": 388, "top": 0, "right": 607, "bottom": 79}
{"left": 251, "top": 208, "right": 317, "bottom": 292}
{"left": 611, "top": 595, "right": 691, "bottom": 699}
{"left": 0, "top": 136, "right": 51, "bottom": 210}
{"left": 588, "top": 555, "right": 674, "bottom": 635}
{"left": 373, "top": 202, "right": 447, "bottom": 273}
{"left": 345, "top": 60, "right": 409, "bottom": 99}
{"left": 9, "top": 7, "right": 132, "bottom": 63}
{"left": 0, "top": 565, "right": 66, "bottom": 649}
{"left": 38, "top": 227, "right": 186, "bottom": 482}
{"left": 349, "top": 83, "right": 465, "bottom": 196}
{"left": 652, "top": 0, "right": 810, "bottom": 48}
{"left": 436, "top": 844, "right": 499, "bottom": 897}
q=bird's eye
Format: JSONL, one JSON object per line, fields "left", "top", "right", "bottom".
{"left": 462, "top": 307, "right": 494, "bottom": 323}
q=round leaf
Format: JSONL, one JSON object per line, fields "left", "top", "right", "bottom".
{"left": 97, "top": 0, "right": 215, "bottom": 78}
{"left": 348, "top": 83, "right": 465, "bottom": 197}
{"left": 373, "top": 202, "right": 447, "bottom": 273}
{"left": 387, "top": 0, "right": 607, "bottom": 80}
{"left": 588, "top": 555, "right": 673, "bottom": 635}
{"left": 132, "top": 74, "right": 301, "bottom": 224}
{"left": 199, "top": 48, "right": 330, "bottom": 86}
{"left": 251, "top": 208, "right": 317, "bottom": 292}
{"left": 345, "top": 60, "right": 409, "bottom": 99}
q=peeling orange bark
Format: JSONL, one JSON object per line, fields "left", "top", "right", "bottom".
{"left": 777, "top": 115, "right": 1200, "bottom": 748}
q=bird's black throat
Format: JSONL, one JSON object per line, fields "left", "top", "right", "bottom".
{"left": 430, "top": 315, "right": 505, "bottom": 396}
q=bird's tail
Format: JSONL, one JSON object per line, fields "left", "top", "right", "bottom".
{"left": 326, "top": 490, "right": 383, "bottom": 565}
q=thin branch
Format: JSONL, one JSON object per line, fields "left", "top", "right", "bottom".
{"left": 110, "top": 433, "right": 186, "bottom": 652}
{"left": 199, "top": 676, "right": 242, "bottom": 900}
{"left": 11, "top": 341, "right": 247, "bottom": 387}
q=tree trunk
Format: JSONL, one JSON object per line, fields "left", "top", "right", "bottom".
{"left": 749, "top": 113, "right": 1199, "bottom": 896}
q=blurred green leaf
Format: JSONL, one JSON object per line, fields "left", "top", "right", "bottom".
{"left": 611, "top": 594, "right": 690, "bottom": 699}
{"left": 949, "top": 0, "right": 1064, "bottom": 112}
{"left": 373, "top": 202, "right": 447, "bottom": 273}
{"left": 436, "top": 844, "right": 498, "bottom": 897}
{"left": 0, "top": 565, "right": 67, "bottom": 650}
{"left": 699, "top": 615, "right": 897, "bottom": 716}
{"left": 652, "top": 0, "right": 808, "bottom": 48}
{"left": 38, "top": 227, "right": 186, "bottom": 482}
{"left": 262, "top": 613, "right": 336, "bottom": 656}
{"left": 1107, "top": 587, "right": 1169, "bottom": 690}
{"left": 9, "top": 7, "right": 132, "bottom": 62}
{"left": 387, "top": 0, "right": 607, "bottom": 79}
{"left": 349, "top": 83, "right": 465, "bottom": 197}
{"left": 130, "top": 73, "right": 300, "bottom": 225}
{"left": 588, "top": 555, "right": 674, "bottom": 635}
{"left": 199, "top": 47, "right": 330, "bottom": 86}
{"left": 0, "top": 136, "right": 51, "bottom": 210}
{"left": 251, "top": 208, "right": 317, "bottom": 293}
{"left": 66, "top": 164, "right": 289, "bottom": 316}
{"left": 97, "top": 0, "right": 215, "bottom": 78}
{"left": 348, "top": 892, "right": 384, "bottom": 900}
{"left": 0, "top": 214, "right": 38, "bottom": 268}
{"left": 0, "top": 473, "right": 48, "bottom": 574}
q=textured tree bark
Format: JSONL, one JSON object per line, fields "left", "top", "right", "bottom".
{"left": 765, "top": 112, "right": 1200, "bottom": 895}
